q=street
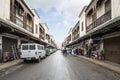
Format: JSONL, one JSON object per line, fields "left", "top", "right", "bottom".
{"left": 0, "top": 50, "right": 120, "bottom": 80}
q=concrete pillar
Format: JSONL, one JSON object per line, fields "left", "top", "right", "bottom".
{"left": 17, "top": 38, "right": 21, "bottom": 49}
{"left": 100, "top": 41, "right": 104, "bottom": 51}
{"left": 0, "top": 35, "right": 2, "bottom": 49}
{"left": 0, "top": 35, "right": 2, "bottom": 62}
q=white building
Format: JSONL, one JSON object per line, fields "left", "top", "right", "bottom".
{"left": 0, "top": 0, "right": 35, "bottom": 62}
{"left": 0, "top": 0, "right": 57, "bottom": 62}
{"left": 85, "top": 0, "right": 120, "bottom": 64}
{"left": 31, "top": 9, "right": 40, "bottom": 38}
{"left": 79, "top": 6, "right": 87, "bottom": 37}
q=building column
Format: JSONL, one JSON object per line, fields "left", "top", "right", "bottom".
{"left": 17, "top": 38, "right": 21, "bottom": 56}
{"left": 0, "top": 35, "right": 2, "bottom": 49}
{"left": 0, "top": 35, "right": 2, "bottom": 62}
{"left": 100, "top": 40, "right": 105, "bottom": 60}
{"left": 17, "top": 39, "right": 21, "bottom": 48}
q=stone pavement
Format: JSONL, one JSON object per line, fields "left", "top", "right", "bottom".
{"left": 72, "top": 54, "right": 120, "bottom": 74}
{"left": 0, "top": 60, "right": 23, "bottom": 70}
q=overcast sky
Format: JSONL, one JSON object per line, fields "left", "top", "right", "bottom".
{"left": 25, "top": 0, "right": 91, "bottom": 47}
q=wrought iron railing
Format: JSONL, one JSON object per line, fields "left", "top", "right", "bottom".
{"left": 72, "top": 33, "right": 80, "bottom": 41}
{"left": 87, "top": 10, "right": 111, "bottom": 32}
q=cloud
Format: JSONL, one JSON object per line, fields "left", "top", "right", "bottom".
{"left": 25, "top": 0, "right": 91, "bottom": 44}
{"left": 26, "top": 0, "right": 91, "bottom": 18}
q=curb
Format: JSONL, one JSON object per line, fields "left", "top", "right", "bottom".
{"left": 0, "top": 60, "right": 23, "bottom": 70}
{"left": 72, "top": 54, "right": 120, "bottom": 74}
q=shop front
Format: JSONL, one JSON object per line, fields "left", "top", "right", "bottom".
{"left": 2, "top": 36, "right": 18, "bottom": 62}
{"left": 85, "top": 37, "right": 104, "bottom": 60}
{"left": 104, "top": 36, "right": 120, "bottom": 64}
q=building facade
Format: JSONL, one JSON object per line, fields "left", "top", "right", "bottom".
{"left": 79, "top": 6, "right": 87, "bottom": 37}
{"left": 63, "top": 0, "right": 120, "bottom": 64}
{"left": 0, "top": 0, "right": 57, "bottom": 62}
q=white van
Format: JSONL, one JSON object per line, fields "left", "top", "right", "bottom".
{"left": 20, "top": 43, "right": 46, "bottom": 62}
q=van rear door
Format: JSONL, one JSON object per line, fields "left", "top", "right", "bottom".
{"left": 21, "top": 45, "right": 29, "bottom": 57}
{"left": 28, "top": 45, "right": 36, "bottom": 57}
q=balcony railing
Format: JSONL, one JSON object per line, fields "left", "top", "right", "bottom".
{"left": 72, "top": 33, "right": 80, "bottom": 41}
{"left": 11, "top": 12, "right": 24, "bottom": 28}
{"left": 26, "top": 24, "right": 32, "bottom": 32}
{"left": 39, "top": 34, "right": 45, "bottom": 40}
{"left": 10, "top": 12, "right": 33, "bottom": 33}
{"left": 87, "top": 10, "right": 111, "bottom": 32}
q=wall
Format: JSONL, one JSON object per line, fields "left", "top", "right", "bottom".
{"left": 86, "top": 15, "right": 92, "bottom": 27}
{"left": 97, "top": 2, "right": 105, "bottom": 19}
{"left": 68, "top": 27, "right": 73, "bottom": 42}
{"left": 0, "top": 35, "right": 2, "bottom": 50}
{"left": 32, "top": 9, "right": 40, "bottom": 38}
{"left": 41, "top": 23, "right": 48, "bottom": 34}
{"left": 0, "top": 0, "right": 10, "bottom": 20}
{"left": 111, "top": 0, "right": 120, "bottom": 19}
{"left": 80, "top": 11, "right": 86, "bottom": 37}
{"left": 0, "top": 35, "right": 2, "bottom": 62}
{"left": 41, "top": 23, "right": 49, "bottom": 42}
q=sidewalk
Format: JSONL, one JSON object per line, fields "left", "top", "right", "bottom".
{"left": 0, "top": 60, "right": 23, "bottom": 70}
{"left": 72, "top": 54, "right": 120, "bottom": 74}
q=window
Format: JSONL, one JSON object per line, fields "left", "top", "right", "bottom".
{"left": 41, "top": 46, "right": 44, "bottom": 50}
{"left": 37, "top": 45, "right": 44, "bottom": 50}
{"left": 30, "top": 45, "right": 35, "bottom": 50}
{"left": 38, "top": 45, "right": 41, "bottom": 50}
{"left": 22, "top": 45, "right": 28, "bottom": 50}
{"left": 81, "top": 22, "right": 84, "bottom": 31}
{"left": 36, "top": 25, "right": 38, "bottom": 34}
{"left": 105, "top": 0, "right": 111, "bottom": 12}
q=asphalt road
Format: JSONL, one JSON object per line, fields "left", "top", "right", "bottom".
{"left": 0, "top": 50, "right": 120, "bottom": 80}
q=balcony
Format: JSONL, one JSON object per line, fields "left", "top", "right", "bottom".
{"left": 72, "top": 33, "right": 80, "bottom": 41}
{"left": 10, "top": 12, "right": 24, "bottom": 28}
{"left": 26, "top": 24, "right": 32, "bottom": 32}
{"left": 87, "top": 10, "right": 111, "bottom": 32}
{"left": 10, "top": 12, "right": 33, "bottom": 33}
{"left": 39, "top": 34, "right": 45, "bottom": 40}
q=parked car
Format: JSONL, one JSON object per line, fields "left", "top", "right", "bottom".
{"left": 20, "top": 43, "right": 46, "bottom": 62}
{"left": 45, "top": 48, "right": 50, "bottom": 56}
{"left": 53, "top": 49, "right": 57, "bottom": 53}
{"left": 50, "top": 49, "right": 53, "bottom": 54}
